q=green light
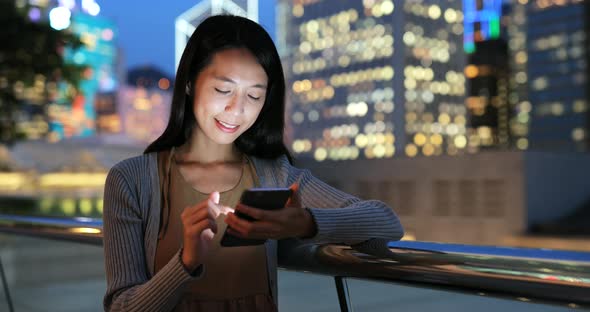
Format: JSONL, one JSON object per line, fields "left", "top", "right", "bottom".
{"left": 40, "top": 198, "right": 54, "bottom": 214}
{"left": 61, "top": 198, "right": 76, "bottom": 216}
{"left": 490, "top": 19, "right": 500, "bottom": 38}
{"left": 464, "top": 42, "right": 476, "bottom": 54}
{"left": 80, "top": 198, "right": 93, "bottom": 215}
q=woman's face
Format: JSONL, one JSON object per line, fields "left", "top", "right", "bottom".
{"left": 191, "top": 48, "right": 268, "bottom": 145}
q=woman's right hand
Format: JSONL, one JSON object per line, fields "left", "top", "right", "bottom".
{"left": 180, "top": 191, "right": 232, "bottom": 271}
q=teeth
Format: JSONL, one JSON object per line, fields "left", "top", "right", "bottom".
{"left": 218, "top": 120, "right": 238, "bottom": 129}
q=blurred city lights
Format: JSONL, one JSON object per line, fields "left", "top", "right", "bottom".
{"left": 28, "top": 7, "right": 41, "bottom": 21}
{"left": 69, "top": 227, "right": 102, "bottom": 234}
{"left": 58, "top": 0, "right": 76, "bottom": 10}
{"left": 87, "top": 2, "right": 100, "bottom": 16}
{"left": 82, "top": 0, "right": 101, "bottom": 16}
{"left": 49, "top": 6, "right": 71, "bottom": 30}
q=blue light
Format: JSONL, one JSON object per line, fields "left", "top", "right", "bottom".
{"left": 463, "top": 0, "right": 503, "bottom": 53}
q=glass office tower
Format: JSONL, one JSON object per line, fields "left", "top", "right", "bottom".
{"left": 524, "top": 0, "right": 589, "bottom": 151}
{"left": 282, "top": 0, "right": 467, "bottom": 161}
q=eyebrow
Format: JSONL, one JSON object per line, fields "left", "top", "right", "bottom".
{"left": 214, "top": 76, "right": 267, "bottom": 89}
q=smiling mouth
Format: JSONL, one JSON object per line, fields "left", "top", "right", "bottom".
{"left": 216, "top": 119, "right": 238, "bottom": 129}
{"left": 215, "top": 118, "right": 240, "bottom": 133}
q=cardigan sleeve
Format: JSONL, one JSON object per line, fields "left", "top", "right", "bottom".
{"left": 102, "top": 165, "right": 203, "bottom": 312}
{"left": 277, "top": 155, "right": 404, "bottom": 245}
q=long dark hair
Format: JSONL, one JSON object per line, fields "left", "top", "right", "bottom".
{"left": 144, "top": 15, "right": 292, "bottom": 162}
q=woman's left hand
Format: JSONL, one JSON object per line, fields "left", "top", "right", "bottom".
{"left": 224, "top": 183, "right": 317, "bottom": 240}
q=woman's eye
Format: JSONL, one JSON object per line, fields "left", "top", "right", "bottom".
{"left": 248, "top": 95, "right": 261, "bottom": 100}
{"left": 214, "top": 88, "right": 230, "bottom": 94}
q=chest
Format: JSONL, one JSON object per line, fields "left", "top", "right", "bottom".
{"left": 176, "top": 163, "right": 244, "bottom": 194}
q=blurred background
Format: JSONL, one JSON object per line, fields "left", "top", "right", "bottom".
{"left": 0, "top": 0, "right": 589, "bottom": 311}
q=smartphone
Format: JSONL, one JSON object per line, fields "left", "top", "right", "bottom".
{"left": 220, "top": 187, "right": 292, "bottom": 247}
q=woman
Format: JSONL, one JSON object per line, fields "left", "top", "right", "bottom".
{"left": 103, "top": 15, "right": 403, "bottom": 312}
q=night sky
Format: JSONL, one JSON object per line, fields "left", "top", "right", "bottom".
{"left": 97, "top": 0, "right": 277, "bottom": 77}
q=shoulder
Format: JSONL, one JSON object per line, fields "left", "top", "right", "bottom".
{"left": 251, "top": 153, "right": 289, "bottom": 167}
{"left": 107, "top": 153, "right": 157, "bottom": 185}
{"left": 249, "top": 154, "right": 294, "bottom": 173}
{"left": 249, "top": 154, "right": 305, "bottom": 187}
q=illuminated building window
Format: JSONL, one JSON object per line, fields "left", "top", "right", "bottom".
{"left": 532, "top": 77, "right": 548, "bottom": 90}
{"left": 517, "top": 138, "right": 528, "bottom": 150}
{"left": 551, "top": 103, "right": 565, "bottom": 116}
{"left": 413, "top": 133, "right": 427, "bottom": 146}
{"left": 292, "top": 112, "right": 304, "bottom": 124}
{"left": 454, "top": 135, "right": 467, "bottom": 148}
{"left": 572, "top": 128, "right": 585, "bottom": 141}
{"left": 515, "top": 72, "right": 527, "bottom": 84}
{"left": 405, "top": 144, "right": 418, "bottom": 157}
{"left": 573, "top": 100, "right": 587, "bottom": 113}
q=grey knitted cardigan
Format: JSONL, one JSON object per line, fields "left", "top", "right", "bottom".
{"left": 103, "top": 152, "right": 404, "bottom": 311}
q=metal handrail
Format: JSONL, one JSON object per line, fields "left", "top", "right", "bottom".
{"left": 0, "top": 214, "right": 102, "bottom": 245}
{"left": 0, "top": 214, "right": 589, "bottom": 310}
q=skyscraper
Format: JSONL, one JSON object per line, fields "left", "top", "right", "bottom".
{"left": 175, "top": 0, "right": 262, "bottom": 72}
{"left": 507, "top": 0, "right": 529, "bottom": 151}
{"left": 524, "top": 0, "right": 589, "bottom": 151}
{"left": 463, "top": 0, "right": 511, "bottom": 150}
{"left": 282, "top": 0, "right": 467, "bottom": 161}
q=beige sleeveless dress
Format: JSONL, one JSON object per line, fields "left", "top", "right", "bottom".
{"left": 154, "top": 148, "right": 277, "bottom": 311}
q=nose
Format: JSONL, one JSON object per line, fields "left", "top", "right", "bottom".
{"left": 224, "top": 93, "right": 245, "bottom": 115}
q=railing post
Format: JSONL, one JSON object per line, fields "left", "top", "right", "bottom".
{"left": 0, "top": 256, "right": 14, "bottom": 312}
{"left": 334, "top": 276, "right": 353, "bottom": 312}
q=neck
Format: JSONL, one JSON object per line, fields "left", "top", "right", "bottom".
{"left": 176, "top": 128, "right": 242, "bottom": 164}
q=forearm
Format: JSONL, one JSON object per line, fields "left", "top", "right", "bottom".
{"left": 303, "top": 200, "right": 404, "bottom": 245}
{"left": 105, "top": 249, "right": 202, "bottom": 312}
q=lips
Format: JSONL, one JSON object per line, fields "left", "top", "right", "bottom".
{"left": 215, "top": 118, "right": 240, "bottom": 133}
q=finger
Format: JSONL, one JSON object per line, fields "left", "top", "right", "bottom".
{"left": 186, "top": 218, "right": 216, "bottom": 238}
{"left": 227, "top": 223, "right": 266, "bottom": 239}
{"left": 191, "top": 198, "right": 211, "bottom": 211}
{"left": 201, "top": 228, "right": 215, "bottom": 241}
{"left": 207, "top": 199, "right": 222, "bottom": 218}
{"left": 227, "top": 227, "right": 267, "bottom": 240}
{"left": 184, "top": 207, "right": 209, "bottom": 224}
{"left": 238, "top": 204, "right": 286, "bottom": 225}
{"left": 206, "top": 191, "right": 221, "bottom": 219}
{"left": 225, "top": 212, "right": 253, "bottom": 236}
{"left": 209, "top": 218, "right": 218, "bottom": 234}
{"left": 226, "top": 213, "right": 277, "bottom": 238}
{"left": 220, "top": 205, "right": 235, "bottom": 215}
{"left": 235, "top": 203, "right": 270, "bottom": 220}
{"left": 181, "top": 200, "right": 208, "bottom": 218}
{"left": 208, "top": 202, "right": 236, "bottom": 220}
{"left": 183, "top": 208, "right": 209, "bottom": 226}
{"left": 185, "top": 219, "right": 211, "bottom": 237}
{"left": 210, "top": 191, "right": 220, "bottom": 204}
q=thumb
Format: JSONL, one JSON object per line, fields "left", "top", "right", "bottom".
{"left": 221, "top": 206, "right": 235, "bottom": 214}
{"left": 210, "top": 191, "right": 220, "bottom": 205}
{"left": 289, "top": 182, "right": 299, "bottom": 194}
{"left": 286, "top": 182, "right": 301, "bottom": 208}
